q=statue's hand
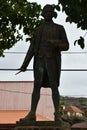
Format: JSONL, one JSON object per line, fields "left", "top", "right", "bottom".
{"left": 15, "top": 67, "right": 26, "bottom": 75}
{"left": 47, "top": 40, "right": 54, "bottom": 44}
{"left": 47, "top": 40, "right": 55, "bottom": 47}
{"left": 18, "top": 67, "right": 26, "bottom": 72}
{"left": 47, "top": 40, "right": 59, "bottom": 47}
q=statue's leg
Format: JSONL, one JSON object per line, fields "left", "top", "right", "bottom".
{"left": 50, "top": 83, "right": 60, "bottom": 121}
{"left": 24, "top": 85, "right": 41, "bottom": 121}
{"left": 46, "top": 57, "right": 61, "bottom": 121}
{"left": 31, "top": 85, "right": 41, "bottom": 113}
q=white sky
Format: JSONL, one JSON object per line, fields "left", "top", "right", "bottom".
{"left": 0, "top": 0, "right": 87, "bottom": 97}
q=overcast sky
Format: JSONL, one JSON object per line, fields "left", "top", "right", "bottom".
{"left": 0, "top": 0, "right": 87, "bottom": 97}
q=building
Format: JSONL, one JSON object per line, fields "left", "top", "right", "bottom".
{"left": 64, "top": 105, "right": 84, "bottom": 118}
{"left": 0, "top": 81, "right": 54, "bottom": 120}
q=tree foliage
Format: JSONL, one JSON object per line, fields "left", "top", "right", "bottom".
{"left": 58, "top": 0, "right": 87, "bottom": 49}
{"left": 0, "top": 0, "right": 87, "bottom": 57}
{"left": 0, "top": 0, "right": 42, "bottom": 56}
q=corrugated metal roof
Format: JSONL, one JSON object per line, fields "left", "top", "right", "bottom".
{"left": 0, "top": 81, "right": 54, "bottom": 120}
{"left": 0, "top": 110, "right": 51, "bottom": 124}
{"left": 64, "top": 105, "right": 84, "bottom": 113}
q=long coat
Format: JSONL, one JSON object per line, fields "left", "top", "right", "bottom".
{"left": 21, "top": 21, "right": 69, "bottom": 87}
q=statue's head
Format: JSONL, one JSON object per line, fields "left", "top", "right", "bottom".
{"left": 41, "top": 4, "right": 57, "bottom": 21}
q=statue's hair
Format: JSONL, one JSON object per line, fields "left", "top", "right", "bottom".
{"left": 41, "top": 4, "right": 57, "bottom": 18}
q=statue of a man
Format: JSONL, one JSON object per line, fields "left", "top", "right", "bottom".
{"left": 19, "top": 4, "right": 69, "bottom": 121}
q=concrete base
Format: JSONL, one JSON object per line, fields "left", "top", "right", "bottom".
{"left": 14, "top": 121, "right": 71, "bottom": 130}
{"left": 14, "top": 126, "right": 70, "bottom": 130}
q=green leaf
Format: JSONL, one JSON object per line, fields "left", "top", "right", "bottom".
{"left": 78, "top": 36, "right": 85, "bottom": 49}
{"left": 26, "top": 37, "right": 31, "bottom": 42}
{"left": 74, "top": 36, "right": 85, "bottom": 49}
{"left": 66, "top": 17, "right": 72, "bottom": 23}
{"left": 55, "top": 5, "right": 60, "bottom": 11}
{"left": 74, "top": 40, "right": 78, "bottom": 46}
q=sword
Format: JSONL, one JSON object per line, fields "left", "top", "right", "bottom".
{"left": 15, "top": 70, "right": 22, "bottom": 75}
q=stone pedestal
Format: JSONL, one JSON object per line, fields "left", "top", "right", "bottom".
{"left": 14, "top": 121, "right": 71, "bottom": 130}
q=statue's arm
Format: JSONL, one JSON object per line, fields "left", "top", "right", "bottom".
{"left": 48, "top": 26, "right": 69, "bottom": 51}
{"left": 19, "top": 40, "right": 34, "bottom": 71}
{"left": 58, "top": 26, "right": 69, "bottom": 51}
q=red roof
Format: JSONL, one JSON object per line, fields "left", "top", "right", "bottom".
{"left": 0, "top": 110, "right": 51, "bottom": 124}
{"left": 64, "top": 105, "right": 84, "bottom": 113}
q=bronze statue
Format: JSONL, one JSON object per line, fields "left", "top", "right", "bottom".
{"left": 18, "top": 4, "right": 69, "bottom": 121}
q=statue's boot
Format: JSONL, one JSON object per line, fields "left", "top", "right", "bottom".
{"left": 54, "top": 111, "right": 71, "bottom": 128}
{"left": 54, "top": 111, "right": 62, "bottom": 122}
{"left": 20, "top": 111, "right": 36, "bottom": 122}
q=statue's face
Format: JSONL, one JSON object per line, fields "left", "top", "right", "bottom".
{"left": 43, "top": 10, "right": 53, "bottom": 21}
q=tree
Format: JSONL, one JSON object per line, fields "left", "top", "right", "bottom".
{"left": 57, "top": 0, "right": 87, "bottom": 49}
{"left": 0, "top": 0, "right": 42, "bottom": 57}
{"left": 0, "top": 0, "right": 87, "bottom": 57}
